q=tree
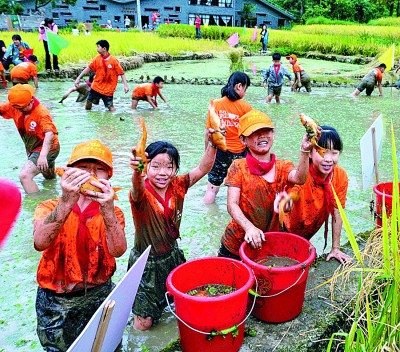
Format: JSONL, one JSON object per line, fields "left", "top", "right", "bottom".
{"left": 0, "top": 0, "right": 24, "bottom": 14}
{"left": 35, "top": 0, "right": 77, "bottom": 10}
{"left": 241, "top": 2, "right": 257, "bottom": 27}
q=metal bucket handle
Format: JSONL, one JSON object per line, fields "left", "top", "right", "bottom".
{"left": 248, "top": 267, "right": 306, "bottom": 298}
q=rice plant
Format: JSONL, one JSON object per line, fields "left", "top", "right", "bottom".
{"left": 327, "top": 121, "right": 399, "bottom": 351}
{"left": 227, "top": 49, "right": 244, "bottom": 73}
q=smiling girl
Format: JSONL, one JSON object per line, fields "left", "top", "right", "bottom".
{"left": 282, "top": 126, "right": 351, "bottom": 264}
{"left": 203, "top": 71, "right": 252, "bottom": 204}
{"left": 128, "top": 135, "right": 217, "bottom": 330}
{"left": 218, "top": 109, "right": 312, "bottom": 260}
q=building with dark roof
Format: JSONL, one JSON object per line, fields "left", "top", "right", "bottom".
{"left": 16, "top": 0, "right": 295, "bottom": 29}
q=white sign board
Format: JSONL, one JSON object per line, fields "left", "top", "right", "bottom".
{"left": 360, "top": 115, "right": 384, "bottom": 191}
{"left": 68, "top": 246, "right": 150, "bottom": 352}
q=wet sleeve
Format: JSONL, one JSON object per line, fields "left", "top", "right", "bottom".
{"left": 0, "top": 103, "right": 13, "bottom": 119}
{"left": 114, "top": 59, "right": 125, "bottom": 76}
{"left": 224, "top": 161, "right": 242, "bottom": 188}
{"left": 34, "top": 200, "right": 56, "bottom": 222}
{"left": 114, "top": 206, "right": 126, "bottom": 230}
{"left": 39, "top": 113, "right": 58, "bottom": 135}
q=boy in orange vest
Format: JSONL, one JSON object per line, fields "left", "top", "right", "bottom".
{"left": 75, "top": 40, "right": 129, "bottom": 111}
{"left": 34, "top": 139, "right": 127, "bottom": 351}
{"left": 10, "top": 54, "right": 39, "bottom": 88}
{"left": 286, "top": 54, "right": 311, "bottom": 92}
{"left": 131, "top": 76, "right": 169, "bottom": 109}
{"left": 0, "top": 84, "right": 60, "bottom": 193}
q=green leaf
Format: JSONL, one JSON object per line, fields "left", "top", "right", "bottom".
{"left": 332, "top": 186, "right": 362, "bottom": 264}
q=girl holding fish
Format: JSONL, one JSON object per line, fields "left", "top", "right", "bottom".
{"left": 276, "top": 124, "right": 351, "bottom": 264}
{"left": 203, "top": 71, "right": 253, "bottom": 204}
{"left": 218, "top": 109, "right": 312, "bottom": 260}
{"left": 128, "top": 117, "right": 218, "bottom": 331}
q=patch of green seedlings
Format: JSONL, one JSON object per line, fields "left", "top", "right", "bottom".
{"left": 187, "top": 284, "right": 236, "bottom": 297}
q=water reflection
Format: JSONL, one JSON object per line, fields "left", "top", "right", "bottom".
{"left": 0, "top": 83, "right": 399, "bottom": 351}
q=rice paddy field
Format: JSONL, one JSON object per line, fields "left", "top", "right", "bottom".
{"left": 0, "top": 23, "right": 399, "bottom": 351}
{"left": 4, "top": 20, "right": 400, "bottom": 72}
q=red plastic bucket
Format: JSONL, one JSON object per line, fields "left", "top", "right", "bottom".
{"left": 373, "top": 182, "right": 399, "bottom": 227}
{"left": 166, "top": 257, "right": 254, "bottom": 352}
{"left": 239, "top": 232, "right": 316, "bottom": 323}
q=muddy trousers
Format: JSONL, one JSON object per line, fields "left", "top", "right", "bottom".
{"left": 35, "top": 281, "right": 113, "bottom": 352}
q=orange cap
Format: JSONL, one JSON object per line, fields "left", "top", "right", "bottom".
{"left": 67, "top": 140, "right": 113, "bottom": 177}
{"left": 285, "top": 54, "right": 297, "bottom": 61}
{"left": 238, "top": 110, "right": 274, "bottom": 137}
{"left": 8, "top": 84, "right": 35, "bottom": 108}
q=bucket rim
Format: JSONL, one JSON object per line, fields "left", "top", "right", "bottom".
{"left": 373, "top": 182, "right": 395, "bottom": 198}
{"left": 166, "top": 257, "right": 255, "bottom": 301}
{"left": 239, "top": 232, "right": 316, "bottom": 273}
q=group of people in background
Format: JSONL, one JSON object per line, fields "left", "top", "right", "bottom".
{"left": 0, "top": 17, "right": 59, "bottom": 89}
{"left": 0, "top": 22, "right": 389, "bottom": 350}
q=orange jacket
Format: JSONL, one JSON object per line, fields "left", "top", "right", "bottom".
{"left": 34, "top": 199, "right": 125, "bottom": 293}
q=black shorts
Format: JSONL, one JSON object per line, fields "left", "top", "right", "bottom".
{"left": 268, "top": 85, "right": 282, "bottom": 97}
{"left": 87, "top": 88, "right": 114, "bottom": 108}
{"left": 208, "top": 148, "right": 247, "bottom": 186}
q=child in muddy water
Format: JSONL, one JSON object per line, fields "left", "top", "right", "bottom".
{"left": 74, "top": 39, "right": 129, "bottom": 112}
{"left": 218, "top": 109, "right": 312, "bottom": 260}
{"left": 59, "top": 73, "right": 95, "bottom": 103}
{"left": 263, "top": 52, "right": 294, "bottom": 104}
{"left": 127, "top": 119, "right": 218, "bottom": 331}
{"left": 33, "top": 140, "right": 127, "bottom": 351}
{"left": 275, "top": 125, "right": 352, "bottom": 264}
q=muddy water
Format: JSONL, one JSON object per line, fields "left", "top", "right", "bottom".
{"left": 256, "top": 256, "right": 300, "bottom": 268}
{"left": 0, "top": 79, "right": 399, "bottom": 352}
